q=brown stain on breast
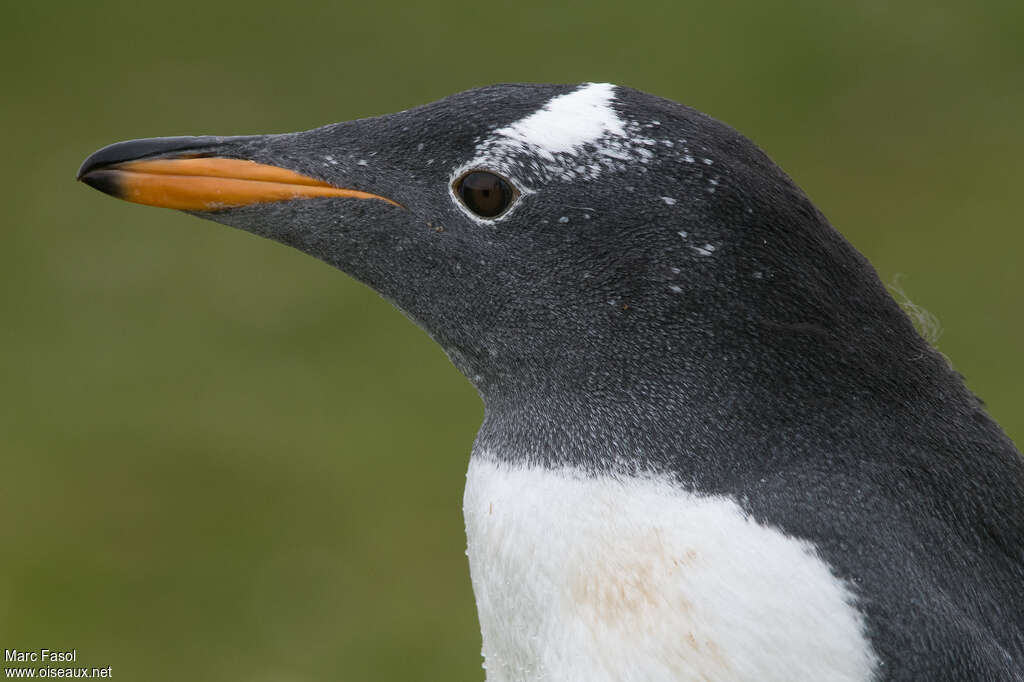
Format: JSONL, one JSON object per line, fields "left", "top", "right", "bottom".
{"left": 569, "top": 531, "right": 731, "bottom": 676}
{"left": 686, "top": 632, "right": 727, "bottom": 668}
{"left": 569, "top": 529, "right": 694, "bottom": 622}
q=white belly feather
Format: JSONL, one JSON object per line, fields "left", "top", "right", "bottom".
{"left": 463, "top": 455, "right": 877, "bottom": 682}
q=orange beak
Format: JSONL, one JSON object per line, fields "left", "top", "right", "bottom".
{"left": 79, "top": 155, "right": 400, "bottom": 211}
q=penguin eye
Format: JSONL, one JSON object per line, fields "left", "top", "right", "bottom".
{"left": 454, "top": 171, "right": 517, "bottom": 218}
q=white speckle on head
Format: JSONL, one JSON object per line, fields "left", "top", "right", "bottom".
{"left": 668, "top": 284, "right": 683, "bottom": 293}
{"left": 683, "top": 154, "right": 695, "bottom": 163}
{"left": 660, "top": 196, "right": 677, "bottom": 206}
{"left": 702, "top": 158, "right": 713, "bottom": 165}
{"left": 417, "top": 142, "right": 424, "bottom": 151}
{"left": 709, "top": 178, "right": 719, "bottom": 186}
{"left": 753, "top": 271, "right": 764, "bottom": 279}
{"left": 597, "top": 147, "right": 633, "bottom": 161}
{"left": 464, "top": 456, "right": 878, "bottom": 682}
{"left": 559, "top": 216, "right": 570, "bottom": 224}
{"left": 323, "top": 154, "right": 337, "bottom": 165}
{"left": 677, "top": 231, "right": 688, "bottom": 239}
{"left": 694, "top": 244, "right": 716, "bottom": 256}
{"left": 356, "top": 159, "right": 368, "bottom": 166}
{"left": 670, "top": 266, "right": 681, "bottom": 274}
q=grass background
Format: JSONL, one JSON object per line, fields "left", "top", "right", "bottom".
{"left": 2, "top": 1, "right": 1021, "bottom": 679}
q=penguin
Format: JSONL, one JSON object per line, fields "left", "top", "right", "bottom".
{"left": 78, "top": 82, "right": 1024, "bottom": 681}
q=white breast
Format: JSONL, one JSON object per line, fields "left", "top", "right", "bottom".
{"left": 463, "top": 455, "right": 877, "bottom": 682}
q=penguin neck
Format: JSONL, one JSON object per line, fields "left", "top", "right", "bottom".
{"left": 469, "top": 319, "right": 972, "bottom": 483}
{"left": 471, "top": 350, "right": 764, "bottom": 479}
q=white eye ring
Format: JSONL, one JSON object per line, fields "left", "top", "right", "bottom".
{"left": 453, "top": 170, "right": 518, "bottom": 219}
{"left": 448, "top": 163, "right": 532, "bottom": 224}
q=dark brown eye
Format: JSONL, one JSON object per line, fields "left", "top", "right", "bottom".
{"left": 455, "top": 171, "right": 516, "bottom": 218}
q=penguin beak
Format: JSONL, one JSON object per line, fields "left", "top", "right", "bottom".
{"left": 77, "top": 136, "right": 400, "bottom": 211}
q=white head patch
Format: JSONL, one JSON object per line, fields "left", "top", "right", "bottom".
{"left": 491, "top": 82, "right": 628, "bottom": 161}
{"left": 452, "top": 83, "right": 657, "bottom": 218}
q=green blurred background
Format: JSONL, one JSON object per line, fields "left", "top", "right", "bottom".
{"left": 2, "top": 1, "right": 1021, "bottom": 679}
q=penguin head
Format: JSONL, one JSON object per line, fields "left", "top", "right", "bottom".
{"left": 78, "top": 83, "right": 934, "bottom": 412}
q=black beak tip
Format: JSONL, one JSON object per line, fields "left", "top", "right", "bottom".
{"left": 76, "top": 135, "right": 231, "bottom": 181}
{"left": 79, "top": 169, "right": 123, "bottom": 198}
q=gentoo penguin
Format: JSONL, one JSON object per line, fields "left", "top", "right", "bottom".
{"left": 78, "top": 83, "right": 1024, "bottom": 681}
